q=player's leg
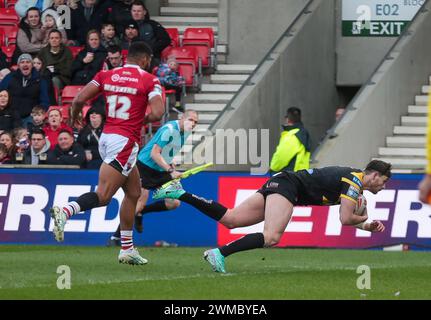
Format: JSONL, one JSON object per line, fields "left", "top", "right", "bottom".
{"left": 118, "top": 165, "right": 148, "bottom": 265}
{"left": 203, "top": 193, "right": 266, "bottom": 273}
{"left": 51, "top": 163, "right": 126, "bottom": 242}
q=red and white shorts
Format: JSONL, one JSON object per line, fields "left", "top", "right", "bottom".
{"left": 99, "top": 133, "right": 139, "bottom": 176}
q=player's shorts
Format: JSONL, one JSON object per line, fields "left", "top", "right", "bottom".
{"left": 257, "top": 171, "right": 301, "bottom": 205}
{"left": 98, "top": 133, "right": 139, "bottom": 177}
{"left": 137, "top": 161, "right": 172, "bottom": 189}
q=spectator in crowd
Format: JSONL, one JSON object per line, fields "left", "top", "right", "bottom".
{"left": 47, "top": 129, "right": 86, "bottom": 167}
{"left": 335, "top": 107, "right": 346, "bottom": 122}
{"left": 66, "top": 105, "right": 84, "bottom": 140}
{"left": 77, "top": 108, "right": 104, "bottom": 169}
{"left": 67, "top": 0, "right": 111, "bottom": 46}
{"left": 48, "top": 0, "right": 79, "bottom": 12}
{"left": 103, "top": 45, "right": 123, "bottom": 70}
{"left": 109, "top": 0, "right": 134, "bottom": 35}
{"left": 38, "top": 29, "right": 73, "bottom": 90}
{"left": 100, "top": 23, "right": 121, "bottom": 49}
{"left": 71, "top": 30, "right": 107, "bottom": 85}
{"left": 27, "top": 105, "right": 46, "bottom": 134}
{"left": 12, "top": 127, "right": 31, "bottom": 163}
{"left": 156, "top": 56, "right": 184, "bottom": 111}
{"left": 0, "top": 90, "right": 22, "bottom": 134}
{"left": 270, "top": 107, "right": 311, "bottom": 173}
{"left": 22, "top": 128, "right": 50, "bottom": 164}
{"left": 32, "top": 56, "right": 57, "bottom": 105}
{"left": 0, "top": 143, "right": 12, "bottom": 164}
{"left": 130, "top": 1, "right": 170, "bottom": 67}
{"left": 15, "top": 7, "right": 46, "bottom": 63}
{"left": 15, "top": 0, "right": 53, "bottom": 18}
{"left": 0, "top": 132, "right": 15, "bottom": 159}
{"left": 0, "top": 49, "right": 11, "bottom": 82}
{"left": 120, "top": 20, "right": 139, "bottom": 50}
{"left": 43, "top": 108, "right": 72, "bottom": 150}
{"left": 0, "top": 53, "right": 50, "bottom": 125}
{"left": 40, "top": 12, "right": 69, "bottom": 45}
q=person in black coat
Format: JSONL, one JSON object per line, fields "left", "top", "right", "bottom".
{"left": 71, "top": 30, "right": 107, "bottom": 85}
{"left": 47, "top": 129, "right": 86, "bottom": 167}
{"left": 77, "top": 107, "right": 104, "bottom": 169}
{"left": 0, "top": 90, "right": 22, "bottom": 134}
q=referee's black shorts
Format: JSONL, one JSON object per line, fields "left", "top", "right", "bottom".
{"left": 137, "top": 161, "right": 173, "bottom": 190}
{"left": 257, "top": 171, "right": 301, "bottom": 205}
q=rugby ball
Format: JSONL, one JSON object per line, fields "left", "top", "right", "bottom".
{"left": 354, "top": 194, "right": 367, "bottom": 216}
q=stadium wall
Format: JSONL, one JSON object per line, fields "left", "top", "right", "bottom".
{"left": 196, "top": 0, "right": 338, "bottom": 170}
{"left": 222, "top": 0, "right": 309, "bottom": 64}
{"left": 313, "top": 0, "right": 431, "bottom": 168}
{"left": 0, "top": 169, "right": 430, "bottom": 250}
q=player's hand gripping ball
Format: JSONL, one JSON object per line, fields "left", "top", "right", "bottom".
{"left": 354, "top": 194, "right": 367, "bottom": 216}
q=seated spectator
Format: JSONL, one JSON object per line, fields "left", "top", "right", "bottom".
{"left": 109, "top": 0, "right": 133, "bottom": 35}
{"left": 27, "top": 105, "right": 46, "bottom": 134}
{"left": 12, "top": 127, "right": 30, "bottom": 162}
{"left": 0, "top": 143, "right": 12, "bottom": 164}
{"left": 47, "top": 129, "right": 85, "bottom": 167}
{"left": 120, "top": 20, "right": 139, "bottom": 50}
{"left": 38, "top": 29, "right": 73, "bottom": 90}
{"left": 22, "top": 128, "right": 50, "bottom": 165}
{"left": 14, "top": 7, "right": 46, "bottom": 64}
{"left": 156, "top": 57, "right": 184, "bottom": 111}
{"left": 77, "top": 107, "right": 104, "bottom": 169}
{"left": 100, "top": 23, "right": 121, "bottom": 49}
{"left": 40, "top": 11, "right": 69, "bottom": 45}
{"left": 71, "top": 30, "right": 107, "bottom": 85}
{"left": 0, "top": 132, "right": 15, "bottom": 159}
{"left": 32, "top": 56, "right": 57, "bottom": 105}
{"left": 103, "top": 45, "right": 123, "bottom": 70}
{"left": 130, "top": 1, "right": 170, "bottom": 67}
{"left": 43, "top": 108, "right": 72, "bottom": 150}
{"left": 15, "top": 0, "right": 52, "bottom": 18}
{"left": 0, "top": 90, "right": 22, "bottom": 134}
{"left": 0, "top": 53, "right": 50, "bottom": 125}
{"left": 67, "top": 0, "right": 111, "bottom": 46}
{"left": 66, "top": 106, "right": 84, "bottom": 140}
{"left": 0, "top": 49, "right": 11, "bottom": 82}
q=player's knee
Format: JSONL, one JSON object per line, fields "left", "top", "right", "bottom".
{"left": 263, "top": 233, "right": 282, "bottom": 247}
{"left": 96, "top": 192, "right": 110, "bottom": 206}
{"left": 165, "top": 199, "right": 180, "bottom": 210}
{"left": 220, "top": 211, "right": 236, "bottom": 229}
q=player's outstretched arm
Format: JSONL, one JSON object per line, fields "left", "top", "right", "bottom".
{"left": 71, "top": 82, "right": 100, "bottom": 123}
{"left": 339, "top": 197, "right": 368, "bottom": 226}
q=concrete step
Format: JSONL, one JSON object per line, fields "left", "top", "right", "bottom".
{"left": 386, "top": 136, "right": 426, "bottom": 148}
{"left": 194, "top": 124, "right": 211, "bottom": 132}
{"left": 185, "top": 103, "right": 226, "bottom": 112}
{"left": 152, "top": 16, "right": 218, "bottom": 26}
{"left": 422, "top": 85, "right": 431, "bottom": 94}
{"left": 378, "top": 147, "right": 425, "bottom": 157}
{"left": 408, "top": 105, "right": 428, "bottom": 114}
{"left": 393, "top": 126, "right": 426, "bottom": 135}
{"left": 415, "top": 95, "right": 428, "bottom": 106}
{"left": 160, "top": 7, "right": 219, "bottom": 16}
{"left": 373, "top": 157, "right": 426, "bottom": 169}
{"left": 210, "top": 74, "right": 249, "bottom": 84}
{"left": 401, "top": 116, "right": 427, "bottom": 126}
{"left": 194, "top": 93, "right": 234, "bottom": 103}
{"left": 216, "top": 64, "right": 257, "bottom": 74}
{"left": 168, "top": 0, "right": 219, "bottom": 7}
{"left": 197, "top": 113, "right": 219, "bottom": 123}
{"left": 201, "top": 84, "right": 241, "bottom": 92}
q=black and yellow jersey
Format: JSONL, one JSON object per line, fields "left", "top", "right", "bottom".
{"left": 259, "top": 166, "right": 364, "bottom": 206}
{"left": 293, "top": 166, "right": 363, "bottom": 205}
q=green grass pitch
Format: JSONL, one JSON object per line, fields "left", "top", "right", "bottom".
{"left": 0, "top": 245, "right": 430, "bottom": 300}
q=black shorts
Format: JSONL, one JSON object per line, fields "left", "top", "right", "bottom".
{"left": 257, "top": 171, "right": 301, "bottom": 205}
{"left": 137, "top": 162, "right": 172, "bottom": 190}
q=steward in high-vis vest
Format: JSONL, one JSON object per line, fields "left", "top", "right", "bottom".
{"left": 270, "top": 107, "right": 311, "bottom": 173}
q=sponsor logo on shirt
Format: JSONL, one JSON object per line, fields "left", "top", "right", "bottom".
{"left": 346, "top": 185, "right": 360, "bottom": 200}
{"left": 111, "top": 74, "right": 139, "bottom": 83}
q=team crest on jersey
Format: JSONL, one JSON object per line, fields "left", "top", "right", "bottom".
{"left": 267, "top": 182, "right": 279, "bottom": 188}
{"left": 346, "top": 185, "right": 359, "bottom": 200}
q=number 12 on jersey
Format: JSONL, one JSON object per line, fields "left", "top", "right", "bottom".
{"left": 107, "top": 95, "right": 131, "bottom": 120}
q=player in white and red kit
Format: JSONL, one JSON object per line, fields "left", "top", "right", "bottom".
{"left": 50, "top": 42, "right": 164, "bottom": 265}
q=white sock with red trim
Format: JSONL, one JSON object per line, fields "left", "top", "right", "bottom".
{"left": 62, "top": 201, "right": 81, "bottom": 219}
{"left": 121, "top": 230, "right": 134, "bottom": 251}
